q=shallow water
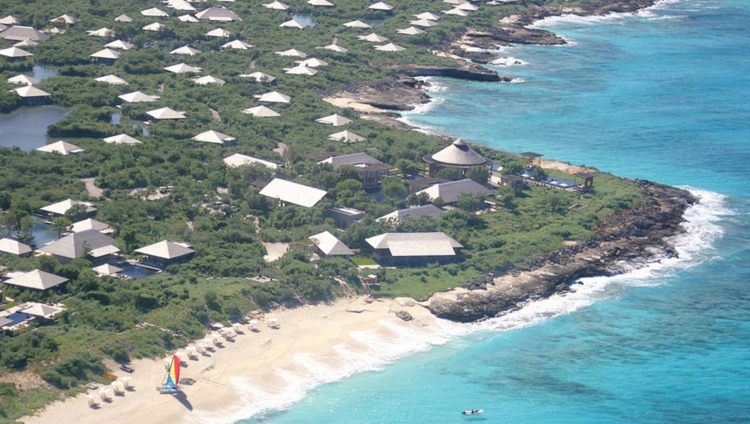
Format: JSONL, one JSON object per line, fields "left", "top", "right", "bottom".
{"left": 0, "top": 106, "right": 70, "bottom": 151}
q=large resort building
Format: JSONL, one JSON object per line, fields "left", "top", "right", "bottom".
{"left": 422, "top": 139, "right": 492, "bottom": 178}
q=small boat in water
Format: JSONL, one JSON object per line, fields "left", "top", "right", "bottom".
{"left": 461, "top": 409, "right": 483, "bottom": 415}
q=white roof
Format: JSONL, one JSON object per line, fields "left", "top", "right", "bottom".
{"left": 103, "top": 134, "right": 142, "bottom": 145}
{"left": 365, "top": 232, "right": 462, "bottom": 257}
{"left": 320, "top": 43, "right": 348, "bottom": 53}
{"left": 14, "top": 86, "right": 51, "bottom": 97}
{"left": 141, "top": 7, "right": 170, "bottom": 17}
{"left": 104, "top": 39, "right": 133, "bottom": 50}
{"left": 167, "top": 0, "right": 197, "bottom": 11}
{"left": 221, "top": 40, "right": 253, "bottom": 49}
{"left": 343, "top": 20, "right": 371, "bottom": 29}
{"left": 95, "top": 74, "right": 128, "bottom": 85}
{"left": 192, "top": 75, "right": 225, "bottom": 85}
{"left": 259, "top": 178, "right": 327, "bottom": 208}
{"left": 279, "top": 19, "right": 306, "bottom": 29}
{"left": 256, "top": 91, "right": 290, "bottom": 103}
{"left": 274, "top": 48, "right": 307, "bottom": 57}
{"left": 443, "top": 7, "right": 469, "bottom": 16}
{"left": 118, "top": 91, "right": 159, "bottom": 103}
{"left": 171, "top": 45, "right": 200, "bottom": 55}
{"left": 0, "top": 46, "right": 33, "bottom": 58}
{"left": 92, "top": 263, "right": 123, "bottom": 275}
{"left": 443, "top": 0, "right": 469, "bottom": 4}
{"left": 263, "top": 0, "right": 290, "bottom": 9}
{"left": 90, "top": 48, "right": 120, "bottom": 60}
{"left": 164, "top": 63, "right": 202, "bottom": 73}
{"left": 376, "top": 204, "right": 444, "bottom": 223}
{"left": 223, "top": 153, "right": 278, "bottom": 169}
{"left": 416, "top": 179, "right": 493, "bottom": 204}
{"left": 369, "top": 2, "right": 393, "bottom": 10}
{"left": 328, "top": 130, "right": 365, "bottom": 143}
{"left": 414, "top": 12, "right": 440, "bottom": 20}
{"left": 114, "top": 14, "right": 133, "bottom": 22}
{"left": 298, "top": 57, "right": 328, "bottom": 67}
{"left": 40, "top": 199, "right": 96, "bottom": 215}
{"left": 308, "top": 0, "right": 334, "bottom": 6}
{"left": 456, "top": 2, "right": 479, "bottom": 10}
{"left": 70, "top": 218, "right": 114, "bottom": 233}
{"left": 178, "top": 14, "right": 199, "bottom": 22}
{"left": 242, "top": 105, "right": 281, "bottom": 117}
{"left": 357, "top": 33, "right": 388, "bottom": 42}
{"left": 143, "top": 22, "right": 165, "bottom": 31}
{"left": 238, "top": 71, "right": 275, "bottom": 82}
{"left": 36, "top": 141, "right": 84, "bottom": 155}
{"left": 51, "top": 14, "right": 79, "bottom": 24}
{"left": 14, "top": 39, "right": 38, "bottom": 47}
{"left": 409, "top": 18, "right": 439, "bottom": 27}
{"left": 195, "top": 6, "right": 242, "bottom": 21}
{"left": 135, "top": 240, "right": 194, "bottom": 259}
{"left": 0, "top": 238, "right": 32, "bottom": 255}
{"left": 206, "top": 28, "right": 231, "bottom": 37}
{"left": 7, "top": 74, "right": 39, "bottom": 85}
{"left": 374, "top": 43, "right": 406, "bottom": 52}
{"left": 284, "top": 65, "right": 317, "bottom": 75}
{"left": 147, "top": 107, "right": 186, "bottom": 120}
{"left": 19, "top": 303, "right": 66, "bottom": 318}
{"left": 309, "top": 231, "right": 354, "bottom": 256}
{"left": 316, "top": 113, "right": 351, "bottom": 126}
{"left": 397, "top": 26, "right": 425, "bottom": 35}
{"left": 192, "top": 130, "right": 235, "bottom": 144}
{"left": 87, "top": 27, "right": 115, "bottom": 37}
{"left": 4, "top": 270, "right": 68, "bottom": 290}
{"left": 0, "top": 15, "right": 20, "bottom": 25}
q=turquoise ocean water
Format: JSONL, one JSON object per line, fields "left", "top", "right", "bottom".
{"left": 236, "top": 0, "right": 750, "bottom": 422}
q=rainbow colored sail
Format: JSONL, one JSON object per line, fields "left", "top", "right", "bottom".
{"left": 166, "top": 355, "right": 180, "bottom": 389}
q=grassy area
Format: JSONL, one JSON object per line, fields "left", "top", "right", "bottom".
{"left": 351, "top": 256, "right": 378, "bottom": 266}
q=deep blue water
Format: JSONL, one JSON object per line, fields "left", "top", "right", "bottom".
{"left": 0, "top": 106, "right": 69, "bottom": 151}
{"left": 237, "top": 1, "right": 750, "bottom": 422}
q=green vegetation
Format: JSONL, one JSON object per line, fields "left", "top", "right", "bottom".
{"left": 0, "top": 0, "right": 637, "bottom": 420}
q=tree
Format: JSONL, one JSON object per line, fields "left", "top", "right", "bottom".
{"left": 465, "top": 166, "right": 489, "bottom": 185}
{"left": 456, "top": 193, "right": 484, "bottom": 212}
{"left": 336, "top": 165, "right": 362, "bottom": 182}
{"left": 435, "top": 167, "right": 463, "bottom": 181}
{"left": 532, "top": 166, "right": 549, "bottom": 182}
{"left": 381, "top": 177, "right": 406, "bottom": 198}
{"left": 432, "top": 197, "right": 446, "bottom": 208}
{"left": 64, "top": 204, "right": 88, "bottom": 223}
{"left": 51, "top": 217, "right": 72, "bottom": 238}
{"left": 500, "top": 161, "right": 524, "bottom": 176}
{"left": 395, "top": 159, "right": 420, "bottom": 176}
{"left": 0, "top": 192, "right": 10, "bottom": 211}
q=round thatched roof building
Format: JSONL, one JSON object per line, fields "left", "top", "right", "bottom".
{"left": 422, "top": 139, "right": 492, "bottom": 177}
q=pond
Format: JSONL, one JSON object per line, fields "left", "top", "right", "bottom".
{"left": 0, "top": 106, "right": 70, "bottom": 151}
{"left": 32, "top": 65, "right": 58, "bottom": 81}
{"left": 118, "top": 263, "right": 159, "bottom": 279}
{"left": 28, "top": 216, "right": 60, "bottom": 249}
{"left": 365, "top": 17, "right": 391, "bottom": 27}
{"left": 292, "top": 14, "right": 315, "bottom": 27}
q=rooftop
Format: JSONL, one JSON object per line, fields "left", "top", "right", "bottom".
{"left": 259, "top": 178, "right": 327, "bottom": 208}
{"left": 366, "top": 232, "right": 462, "bottom": 257}
{"left": 38, "top": 229, "right": 118, "bottom": 259}
{"left": 417, "top": 179, "right": 494, "bottom": 204}
{"left": 4, "top": 269, "right": 68, "bottom": 290}
{"left": 309, "top": 231, "right": 354, "bottom": 256}
{"left": 135, "top": 240, "right": 194, "bottom": 260}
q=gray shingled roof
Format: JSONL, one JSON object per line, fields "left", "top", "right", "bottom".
{"left": 309, "top": 231, "right": 354, "bottom": 256}
{"left": 4, "top": 269, "right": 68, "bottom": 290}
{"left": 259, "top": 178, "right": 327, "bottom": 208}
{"left": 0, "top": 238, "right": 32, "bottom": 255}
{"left": 417, "top": 179, "right": 493, "bottom": 204}
{"left": 38, "top": 229, "right": 118, "bottom": 259}
{"left": 376, "top": 204, "right": 445, "bottom": 223}
{"left": 318, "top": 152, "right": 388, "bottom": 171}
{"left": 0, "top": 25, "right": 50, "bottom": 42}
{"left": 135, "top": 240, "right": 194, "bottom": 260}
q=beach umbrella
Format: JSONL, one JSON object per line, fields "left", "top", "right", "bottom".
{"left": 86, "top": 393, "right": 97, "bottom": 405}
{"left": 110, "top": 381, "right": 124, "bottom": 393}
{"left": 98, "top": 387, "right": 110, "bottom": 399}
{"left": 248, "top": 319, "right": 260, "bottom": 330}
{"left": 232, "top": 322, "right": 243, "bottom": 329}
{"left": 120, "top": 376, "right": 133, "bottom": 388}
{"left": 198, "top": 342, "right": 210, "bottom": 351}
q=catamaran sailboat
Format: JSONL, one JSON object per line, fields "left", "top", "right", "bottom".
{"left": 157, "top": 355, "right": 180, "bottom": 394}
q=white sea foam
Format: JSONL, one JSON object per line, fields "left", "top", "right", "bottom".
{"left": 218, "top": 189, "right": 725, "bottom": 423}
{"left": 491, "top": 56, "right": 529, "bottom": 67}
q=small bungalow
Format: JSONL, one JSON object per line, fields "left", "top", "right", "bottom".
{"left": 206, "top": 28, "right": 231, "bottom": 38}
{"left": 318, "top": 152, "right": 390, "bottom": 189}
{"left": 255, "top": 91, "right": 290, "bottom": 103}
{"left": 221, "top": 40, "right": 252, "bottom": 50}
{"left": 309, "top": 231, "right": 354, "bottom": 259}
{"left": 7, "top": 74, "right": 38, "bottom": 85}
{"left": 407, "top": 177, "right": 450, "bottom": 194}
{"left": 498, "top": 174, "right": 525, "bottom": 195}
{"left": 280, "top": 19, "right": 307, "bottom": 29}
{"left": 104, "top": 39, "right": 133, "bottom": 50}
{"left": 135, "top": 240, "right": 195, "bottom": 268}
{"left": 14, "top": 86, "right": 50, "bottom": 105}
{"left": 92, "top": 263, "right": 123, "bottom": 276}
{"left": 357, "top": 33, "right": 388, "bottom": 42}
{"left": 242, "top": 105, "right": 280, "bottom": 117}
{"left": 178, "top": 14, "right": 199, "bottom": 23}
{"left": 369, "top": 2, "right": 394, "bottom": 11}
{"left": 35, "top": 141, "right": 84, "bottom": 155}
{"left": 320, "top": 43, "right": 348, "bottom": 53}
{"left": 0, "top": 238, "right": 32, "bottom": 257}
{"left": 118, "top": 91, "right": 159, "bottom": 103}
{"left": 90, "top": 48, "right": 120, "bottom": 64}
{"left": 0, "top": 25, "right": 50, "bottom": 42}
{"left": 40, "top": 199, "right": 97, "bottom": 217}
{"left": 274, "top": 48, "right": 307, "bottom": 58}
{"left": 328, "top": 130, "right": 366, "bottom": 143}
{"left": 376, "top": 204, "right": 445, "bottom": 223}
{"left": 95, "top": 74, "right": 128, "bottom": 85}
{"left": 38, "top": 229, "right": 119, "bottom": 264}
{"left": 114, "top": 14, "right": 133, "bottom": 22}
{"left": 416, "top": 179, "right": 494, "bottom": 204}
{"left": 365, "top": 232, "right": 463, "bottom": 266}
{"left": 192, "top": 130, "right": 235, "bottom": 145}
{"left": 259, "top": 178, "right": 327, "bottom": 208}
{"left": 70, "top": 218, "right": 115, "bottom": 234}
{"left": 397, "top": 26, "right": 425, "bottom": 35}
{"left": 103, "top": 134, "right": 142, "bottom": 145}
{"left": 315, "top": 113, "right": 351, "bottom": 127}
{"left": 2, "top": 269, "right": 68, "bottom": 291}
{"left": 192, "top": 75, "right": 226, "bottom": 86}
{"left": 0, "top": 46, "right": 33, "bottom": 60}
{"left": 373, "top": 43, "right": 406, "bottom": 52}
{"left": 146, "top": 107, "right": 186, "bottom": 120}
{"left": 141, "top": 7, "right": 169, "bottom": 17}
{"left": 51, "top": 14, "right": 79, "bottom": 25}
{"left": 223, "top": 153, "right": 278, "bottom": 169}
{"left": 170, "top": 45, "right": 200, "bottom": 56}
{"left": 422, "top": 139, "right": 492, "bottom": 178}
{"left": 142, "top": 22, "right": 165, "bottom": 32}
{"left": 327, "top": 206, "right": 365, "bottom": 229}
{"left": 239, "top": 71, "right": 276, "bottom": 83}
{"left": 86, "top": 27, "right": 115, "bottom": 37}
{"left": 195, "top": 6, "right": 242, "bottom": 22}
{"left": 164, "top": 63, "right": 202, "bottom": 74}
{"left": 264, "top": 1, "right": 290, "bottom": 10}
{"left": 344, "top": 20, "right": 371, "bottom": 29}
{"left": 0, "top": 302, "right": 66, "bottom": 331}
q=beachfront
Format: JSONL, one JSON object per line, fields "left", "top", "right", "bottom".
{"left": 24, "top": 297, "right": 445, "bottom": 424}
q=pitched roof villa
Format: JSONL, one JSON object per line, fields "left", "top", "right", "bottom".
{"left": 416, "top": 178, "right": 493, "bottom": 204}
{"left": 135, "top": 240, "right": 195, "bottom": 267}
{"left": 366, "top": 232, "right": 463, "bottom": 266}
{"left": 3, "top": 269, "right": 68, "bottom": 291}
{"left": 318, "top": 152, "right": 390, "bottom": 188}
{"left": 38, "top": 229, "right": 119, "bottom": 263}
{"left": 376, "top": 204, "right": 445, "bottom": 223}
{"left": 309, "top": 231, "right": 354, "bottom": 258}
{"left": 259, "top": 178, "right": 327, "bottom": 208}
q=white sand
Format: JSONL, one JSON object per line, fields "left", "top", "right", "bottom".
{"left": 24, "top": 297, "right": 439, "bottom": 424}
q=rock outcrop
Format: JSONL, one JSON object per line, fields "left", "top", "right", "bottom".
{"left": 426, "top": 180, "right": 698, "bottom": 322}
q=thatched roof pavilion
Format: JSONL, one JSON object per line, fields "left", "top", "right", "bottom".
{"left": 422, "top": 139, "right": 492, "bottom": 177}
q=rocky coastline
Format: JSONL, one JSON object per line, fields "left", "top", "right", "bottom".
{"left": 425, "top": 180, "right": 699, "bottom": 322}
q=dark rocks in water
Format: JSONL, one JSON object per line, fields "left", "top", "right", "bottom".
{"left": 395, "top": 310, "right": 413, "bottom": 321}
{"left": 427, "top": 180, "right": 698, "bottom": 323}
{"left": 323, "top": 77, "right": 431, "bottom": 111}
{"left": 393, "top": 63, "right": 511, "bottom": 82}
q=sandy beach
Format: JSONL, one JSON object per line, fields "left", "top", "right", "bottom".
{"left": 24, "top": 297, "right": 447, "bottom": 424}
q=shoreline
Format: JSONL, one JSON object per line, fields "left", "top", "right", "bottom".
{"left": 24, "top": 297, "right": 448, "bottom": 424}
